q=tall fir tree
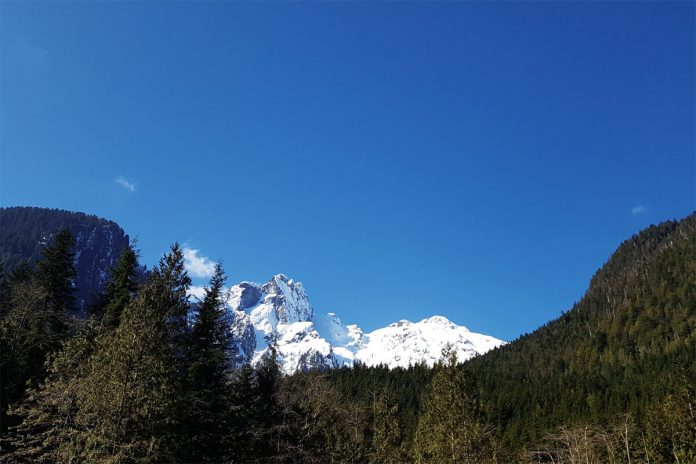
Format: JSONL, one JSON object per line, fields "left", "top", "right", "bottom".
{"left": 255, "top": 346, "right": 283, "bottom": 459}
{"left": 33, "top": 228, "right": 77, "bottom": 324}
{"left": 2, "top": 319, "right": 99, "bottom": 462}
{"left": 60, "top": 244, "right": 189, "bottom": 463}
{"left": 229, "top": 362, "right": 259, "bottom": 462}
{"left": 184, "top": 261, "right": 234, "bottom": 463}
{"left": 156, "top": 243, "right": 191, "bottom": 366}
{"left": 0, "top": 230, "right": 77, "bottom": 435}
{"left": 370, "top": 388, "right": 405, "bottom": 464}
{"left": 98, "top": 245, "right": 140, "bottom": 330}
{"left": 0, "top": 261, "right": 11, "bottom": 319}
{"left": 413, "top": 346, "right": 494, "bottom": 464}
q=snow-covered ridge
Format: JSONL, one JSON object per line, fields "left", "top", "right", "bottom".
{"left": 221, "top": 274, "right": 505, "bottom": 374}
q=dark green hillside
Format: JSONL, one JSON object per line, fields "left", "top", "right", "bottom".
{"left": 1, "top": 211, "right": 693, "bottom": 463}
{"left": 0, "top": 207, "right": 131, "bottom": 310}
{"left": 467, "top": 212, "right": 696, "bottom": 457}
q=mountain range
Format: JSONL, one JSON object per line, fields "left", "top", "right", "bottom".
{"left": 1, "top": 207, "right": 504, "bottom": 373}
{"left": 221, "top": 274, "right": 504, "bottom": 373}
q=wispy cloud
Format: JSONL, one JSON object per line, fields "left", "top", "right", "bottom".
{"left": 631, "top": 205, "right": 647, "bottom": 215}
{"left": 183, "top": 247, "right": 216, "bottom": 278}
{"left": 187, "top": 285, "right": 208, "bottom": 301}
{"left": 115, "top": 175, "right": 136, "bottom": 192}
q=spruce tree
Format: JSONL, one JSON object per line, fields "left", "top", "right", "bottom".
{"left": 370, "top": 388, "right": 404, "bottom": 463}
{"left": 0, "top": 232, "right": 77, "bottom": 435}
{"left": 33, "top": 228, "right": 77, "bottom": 324}
{"left": 156, "top": 243, "right": 191, "bottom": 365}
{"left": 2, "top": 319, "right": 99, "bottom": 462}
{"left": 99, "top": 245, "right": 140, "bottom": 329}
{"left": 413, "top": 346, "right": 493, "bottom": 464}
{"left": 184, "top": 261, "right": 233, "bottom": 463}
{"left": 0, "top": 281, "right": 49, "bottom": 435}
{"left": 255, "top": 346, "right": 283, "bottom": 458}
{"left": 64, "top": 245, "right": 189, "bottom": 463}
{"left": 0, "top": 261, "right": 11, "bottom": 319}
{"left": 8, "top": 260, "right": 34, "bottom": 286}
{"left": 229, "top": 363, "right": 259, "bottom": 462}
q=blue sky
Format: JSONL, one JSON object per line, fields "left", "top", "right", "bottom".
{"left": 1, "top": 1, "right": 694, "bottom": 341}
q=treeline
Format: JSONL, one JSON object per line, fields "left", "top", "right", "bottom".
{"left": 1, "top": 213, "right": 695, "bottom": 463}
{"left": 0, "top": 231, "right": 494, "bottom": 463}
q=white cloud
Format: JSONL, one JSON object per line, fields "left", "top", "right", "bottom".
{"left": 187, "top": 285, "right": 207, "bottom": 301}
{"left": 631, "top": 205, "right": 647, "bottom": 215}
{"left": 115, "top": 175, "right": 136, "bottom": 192}
{"left": 183, "top": 247, "right": 216, "bottom": 278}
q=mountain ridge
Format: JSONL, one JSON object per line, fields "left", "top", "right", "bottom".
{"left": 222, "top": 273, "right": 505, "bottom": 373}
{"left": 0, "top": 206, "right": 131, "bottom": 312}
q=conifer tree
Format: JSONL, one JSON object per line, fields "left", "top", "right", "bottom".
{"left": 0, "top": 261, "right": 11, "bottom": 319}
{"left": 156, "top": 243, "right": 191, "bottom": 366}
{"left": 2, "top": 319, "right": 99, "bottom": 462}
{"left": 228, "top": 347, "right": 284, "bottom": 462}
{"left": 184, "top": 261, "right": 233, "bottom": 463}
{"left": 99, "top": 245, "right": 140, "bottom": 329}
{"left": 645, "top": 366, "right": 696, "bottom": 464}
{"left": 255, "top": 346, "right": 283, "bottom": 458}
{"left": 229, "top": 362, "right": 259, "bottom": 462}
{"left": 63, "top": 245, "right": 188, "bottom": 463}
{"left": 413, "top": 346, "right": 493, "bottom": 464}
{"left": 8, "top": 260, "right": 33, "bottom": 286}
{"left": 33, "top": 228, "right": 77, "bottom": 324}
{"left": 0, "top": 232, "right": 77, "bottom": 433}
{"left": 0, "top": 281, "right": 48, "bottom": 435}
{"left": 370, "top": 388, "right": 404, "bottom": 464}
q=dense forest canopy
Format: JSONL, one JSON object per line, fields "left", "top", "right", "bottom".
{"left": 0, "top": 210, "right": 694, "bottom": 463}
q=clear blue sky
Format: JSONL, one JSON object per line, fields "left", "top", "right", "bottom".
{"left": 1, "top": 1, "right": 694, "bottom": 341}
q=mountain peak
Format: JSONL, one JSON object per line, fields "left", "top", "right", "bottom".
{"left": 420, "top": 315, "right": 464, "bottom": 329}
{"left": 228, "top": 275, "right": 505, "bottom": 373}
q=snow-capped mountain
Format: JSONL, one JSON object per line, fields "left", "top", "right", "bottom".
{"left": 225, "top": 274, "right": 505, "bottom": 374}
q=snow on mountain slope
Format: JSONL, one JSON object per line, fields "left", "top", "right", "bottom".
{"left": 226, "top": 274, "right": 505, "bottom": 373}
{"left": 355, "top": 316, "right": 504, "bottom": 369}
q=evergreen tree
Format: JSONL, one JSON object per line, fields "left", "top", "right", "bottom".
{"left": 255, "top": 346, "right": 283, "bottom": 458}
{"left": 156, "top": 243, "right": 191, "bottom": 365}
{"left": 8, "top": 260, "right": 33, "bottom": 286}
{"left": 0, "top": 232, "right": 77, "bottom": 434}
{"left": 0, "top": 281, "right": 49, "bottom": 435}
{"left": 229, "top": 363, "right": 259, "bottom": 462}
{"left": 228, "top": 347, "right": 284, "bottom": 462}
{"left": 184, "top": 261, "right": 233, "bottom": 463}
{"left": 2, "top": 319, "right": 99, "bottom": 462}
{"left": 645, "top": 365, "right": 696, "bottom": 464}
{"left": 370, "top": 388, "right": 405, "bottom": 464}
{"left": 99, "top": 245, "right": 140, "bottom": 329}
{"left": 33, "top": 228, "right": 77, "bottom": 323}
{"left": 0, "top": 261, "right": 11, "bottom": 319}
{"left": 413, "top": 347, "right": 493, "bottom": 464}
{"left": 63, "top": 245, "right": 188, "bottom": 463}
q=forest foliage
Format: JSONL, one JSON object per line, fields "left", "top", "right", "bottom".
{"left": 0, "top": 212, "right": 694, "bottom": 463}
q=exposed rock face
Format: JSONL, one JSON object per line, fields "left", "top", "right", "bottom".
{"left": 0, "top": 207, "right": 131, "bottom": 312}
{"left": 227, "top": 274, "right": 506, "bottom": 374}
{"left": 228, "top": 275, "right": 339, "bottom": 373}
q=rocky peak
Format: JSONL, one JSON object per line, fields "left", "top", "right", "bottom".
{"left": 260, "top": 274, "right": 313, "bottom": 323}
{"left": 227, "top": 274, "right": 505, "bottom": 373}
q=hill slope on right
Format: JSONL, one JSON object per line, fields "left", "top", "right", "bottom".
{"left": 466, "top": 212, "right": 696, "bottom": 460}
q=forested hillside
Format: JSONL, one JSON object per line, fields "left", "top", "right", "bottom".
{"left": 465, "top": 213, "right": 696, "bottom": 459}
{"left": 0, "top": 207, "right": 131, "bottom": 311}
{"left": 0, "top": 212, "right": 693, "bottom": 463}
